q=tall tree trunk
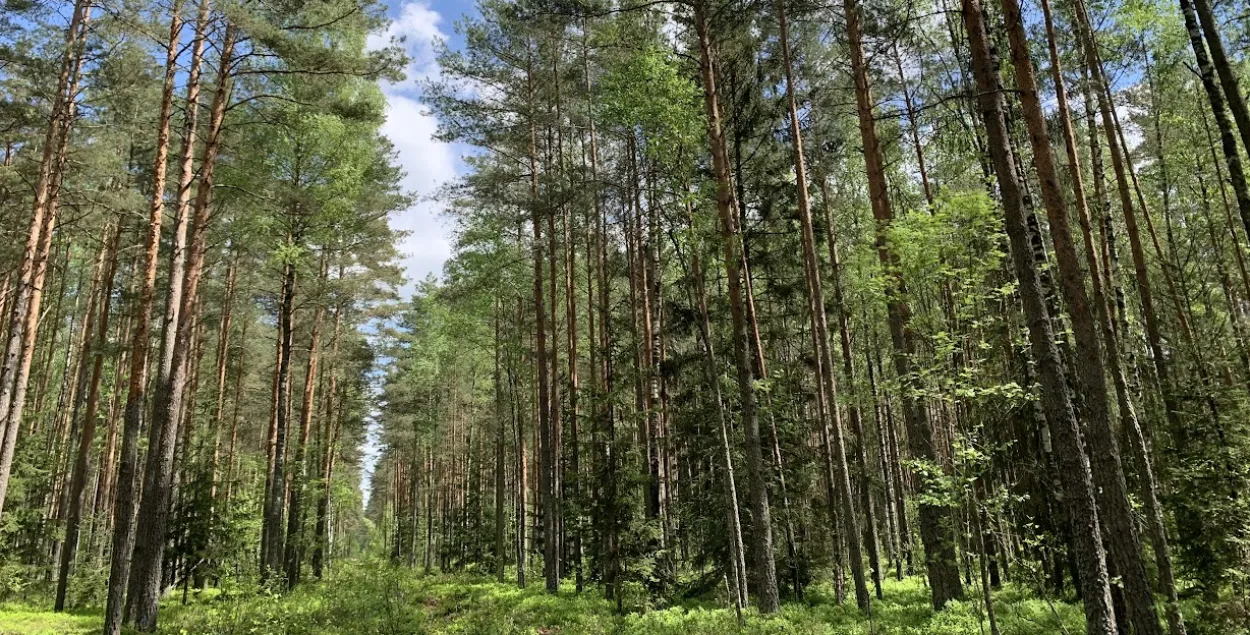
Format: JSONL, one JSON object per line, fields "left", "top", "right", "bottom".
{"left": 678, "top": 200, "right": 748, "bottom": 609}
{"left": 579, "top": 25, "right": 599, "bottom": 596}
{"left": 1179, "top": 0, "right": 1250, "bottom": 243}
{"left": 822, "top": 179, "right": 885, "bottom": 599}
{"left": 961, "top": 1, "right": 1117, "bottom": 632}
{"left": 582, "top": 49, "right": 620, "bottom": 597}
{"left": 565, "top": 196, "right": 584, "bottom": 592}
{"left": 1190, "top": 0, "right": 1250, "bottom": 165}
{"left": 999, "top": 2, "right": 1162, "bottom": 633}
{"left": 514, "top": 320, "right": 528, "bottom": 588}
{"left": 494, "top": 300, "right": 508, "bottom": 582}
{"left": 208, "top": 251, "right": 238, "bottom": 501}
{"left": 1039, "top": 2, "right": 1185, "bottom": 632}
{"left": 525, "top": 47, "right": 557, "bottom": 595}
{"left": 775, "top": 0, "right": 870, "bottom": 612}
{"left": 644, "top": 168, "right": 669, "bottom": 575}
{"left": 261, "top": 301, "right": 284, "bottom": 564}
{"left": 312, "top": 296, "right": 343, "bottom": 579}
{"left": 55, "top": 221, "right": 122, "bottom": 611}
{"left": 223, "top": 315, "right": 250, "bottom": 507}
{"left": 0, "top": 0, "right": 91, "bottom": 518}
{"left": 128, "top": 22, "right": 236, "bottom": 632}
{"left": 545, "top": 62, "right": 564, "bottom": 583}
{"left": 864, "top": 339, "right": 908, "bottom": 580}
{"left": 263, "top": 257, "right": 297, "bottom": 582}
{"left": 92, "top": 273, "right": 135, "bottom": 547}
{"left": 693, "top": 0, "right": 780, "bottom": 612}
{"left": 285, "top": 258, "right": 326, "bottom": 588}
{"left": 891, "top": 40, "right": 934, "bottom": 206}
{"left": 46, "top": 248, "right": 97, "bottom": 595}
{"left": 843, "top": 0, "right": 963, "bottom": 608}
{"left": 102, "top": 8, "right": 184, "bottom": 635}
{"left": 1073, "top": 0, "right": 1183, "bottom": 438}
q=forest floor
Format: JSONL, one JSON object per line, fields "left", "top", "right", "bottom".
{"left": 0, "top": 564, "right": 1090, "bottom": 634}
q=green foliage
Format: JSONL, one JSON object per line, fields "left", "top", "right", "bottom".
{"left": 600, "top": 44, "right": 702, "bottom": 165}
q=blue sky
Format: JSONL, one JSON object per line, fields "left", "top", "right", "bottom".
{"left": 372, "top": 0, "right": 479, "bottom": 295}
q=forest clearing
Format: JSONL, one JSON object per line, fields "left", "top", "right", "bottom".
{"left": 3, "top": 0, "right": 1250, "bottom": 632}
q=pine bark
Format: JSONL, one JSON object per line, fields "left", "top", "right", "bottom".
{"left": 102, "top": 8, "right": 183, "bottom": 635}
{"left": 494, "top": 300, "right": 508, "bottom": 581}
{"left": 263, "top": 258, "right": 297, "bottom": 581}
{"left": 680, "top": 200, "right": 748, "bottom": 608}
{"left": 998, "top": 2, "right": 1161, "bottom": 633}
{"left": 524, "top": 47, "right": 557, "bottom": 595}
{"left": 961, "top": 1, "right": 1117, "bottom": 632}
{"left": 1179, "top": 0, "right": 1250, "bottom": 244}
{"left": 1190, "top": 0, "right": 1250, "bottom": 164}
{"left": 843, "top": 0, "right": 962, "bottom": 608}
{"left": 693, "top": 0, "right": 780, "bottom": 612}
{"left": 285, "top": 259, "right": 326, "bottom": 588}
{"left": 0, "top": 0, "right": 91, "bottom": 517}
{"left": 209, "top": 252, "right": 238, "bottom": 500}
{"left": 312, "top": 299, "right": 343, "bottom": 579}
{"left": 775, "top": 0, "right": 870, "bottom": 612}
{"left": 128, "top": 22, "right": 235, "bottom": 631}
{"left": 1072, "top": 0, "right": 1183, "bottom": 435}
{"left": 1039, "top": 2, "right": 1185, "bottom": 632}
{"left": 55, "top": 222, "right": 122, "bottom": 611}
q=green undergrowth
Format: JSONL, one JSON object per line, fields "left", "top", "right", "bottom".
{"left": 0, "top": 565, "right": 1089, "bottom": 634}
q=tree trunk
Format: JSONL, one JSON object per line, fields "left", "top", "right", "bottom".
{"left": 678, "top": 199, "right": 748, "bottom": 608}
{"left": 891, "top": 40, "right": 934, "bottom": 206}
{"left": 1179, "top": 0, "right": 1250, "bottom": 244}
{"left": 822, "top": 179, "right": 885, "bottom": 599}
{"left": 224, "top": 314, "right": 250, "bottom": 507}
{"left": 961, "top": 1, "right": 1117, "bottom": 632}
{"left": 563, "top": 173, "right": 583, "bottom": 593}
{"left": 545, "top": 70, "right": 564, "bottom": 584}
{"left": 1190, "top": 0, "right": 1250, "bottom": 166}
{"left": 775, "top": 0, "right": 870, "bottom": 612}
{"left": 1073, "top": 0, "right": 1183, "bottom": 437}
{"left": 128, "top": 22, "right": 236, "bottom": 632}
{"left": 55, "top": 221, "right": 122, "bottom": 611}
{"left": 285, "top": 258, "right": 326, "bottom": 588}
{"left": 102, "top": 9, "right": 185, "bottom": 635}
{"left": 0, "top": 0, "right": 91, "bottom": 518}
{"left": 208, "top": 251, "right": 237, "bottom": 501}
{"left": 1039, "top": 3, "right": 1185, "bottom": 633}
{"left": 583, "top": 55, "right": 620, "bottom": 598}
{"left": 263, "top": 258, "right": 296, "bottom": 582}
{"left": 843, "top": 0, "right": 962, "bottom": 608}
{"left": 693, "top": 0, "right": 780, "bottom": 612}
{"left": 494, "top": 300, "right": 508, "bottom": 582}
{"left": 312, "top": 296, "right": 343, "bottom": 579}
{"left": 999, "top": 2, "right": 1162, "bottom": 633}
{"left": 514, "top": 323, "right": 528, "bottom": 587}
{"left": 524, "top": 47, "right": 557, "bottom": 595}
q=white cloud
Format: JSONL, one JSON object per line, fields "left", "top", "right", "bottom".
{"left": 370, "top": 1, "right": 459, "bottom": 295}
{"left": 1115, "top": 102, "right": 1144, "bottom": 151}
{"left": 369, "top": 1, "right": 445, "bottom": 84}
{"left": 380, "top": 93, "right": 455, "bottom": 288}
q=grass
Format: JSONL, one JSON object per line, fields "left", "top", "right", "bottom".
{"left": 0, "top": 606, "right": 97, "bottom": 635}
{"left": 0, "top": 565, "right": 1088, "bottom": 634}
